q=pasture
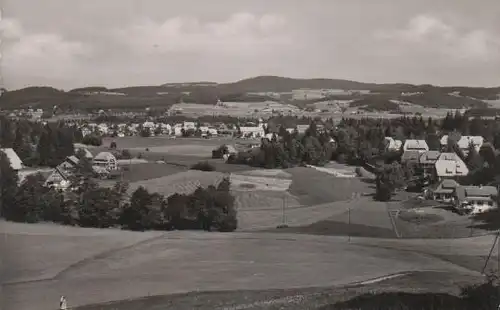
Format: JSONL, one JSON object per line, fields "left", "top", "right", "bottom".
{"left": 3, "top": 223, "right": 492, "bottom": 310}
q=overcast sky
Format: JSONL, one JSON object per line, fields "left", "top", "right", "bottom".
{"left": 1, "top": 0, "right": 499, "bottom": 90}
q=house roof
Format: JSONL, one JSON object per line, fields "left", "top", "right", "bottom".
{"left": 455, "top": 185, "right": 498, "bottom": 201}
{"left": 433, "top": 179, "right": 459, "bottom": 194}
{"left": 0, "top": 148, "right": 23, "bottom": 170}
{"left": 419, "top": 151, "right": 441, "bottom": 164}
{"left": 403, "top": 139, "right": 429, "bottom": 151}
{"left": 240, "top": 127, "right": 264, "bottom": 133}
{"left": 441, "top": 135, "right": 484, "bottom": 149}
{"left": 465, "top": 186, "right": 498, "bottom": 197}
{"left": 94, "top": 152, "right": 116, "bottom": 161}
{"left": 385, "top": 137, "right": 402, "bottom": 149}
{"left": 457, "top": 136, "right": 484, "bottom": 150}
{"left": 435, "top": 158, "right": 469, "bottom": 177}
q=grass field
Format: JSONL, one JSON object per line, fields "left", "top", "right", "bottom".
{"left": 127, "top": 170, "right": 226, "bottom": 197}
{"left": 286, "top": 167, "right": 371, "bottom": 206}
{"left": 4, "top": 223, "right": 492, "bottom": 310}
{"left": 73, "top": 270, "right": 487, "bottom": 310}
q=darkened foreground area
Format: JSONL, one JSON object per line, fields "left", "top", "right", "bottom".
{"left": 74, "top": 271, "right": 494, "bottom": 310}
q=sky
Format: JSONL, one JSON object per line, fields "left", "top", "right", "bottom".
{"left": 1, "top": 0, "right": 500, "bottom": 90}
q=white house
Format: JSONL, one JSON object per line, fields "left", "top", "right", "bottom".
{"left": 183, "top": 121, "right": 196, "bottom": 130}
{"left": 0, "top": 148, "right": 24, "bottom": 170}
{"left": 384, "top": 137, "right": 403, "bottom": 152}
{"left": 453, "top": 185, "right": 498, "bottom": 214}
{"left": 403, "top": 139, "right": 429, "bottom": 152}
{"left": 239, "top": 126, "right": 265, "bottom": 138}
{"left": 97, "top": 123, "right": 109, "bottom": 134}
{"left": 434, "top": 152, "right": 469, "bottom": 179}
{"left": 440, "top": 135, "right": 484, "bottom": 155}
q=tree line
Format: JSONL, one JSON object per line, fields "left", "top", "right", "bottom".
{"left": 0, "top": 116, "right": 83, "bottom": 167}
{"left": 0, "top": 153, "right": 237, "bottom": 232}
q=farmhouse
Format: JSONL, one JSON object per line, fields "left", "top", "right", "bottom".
{"left": 440, "top": 135, "right": 484, "bottom": 155}
{"left": 434, "top": 152, "right": 469, "bottom": 180}
{"left": 428, "top": 179, "right": 460, "bottom": 202}
{"left": 403, "top": 139, "right": 429, "bottom": 152}
{"left": 93, "top": 152, "right": 118, "bottom": 171}
{"left": 384, "top": 137, "right": 402, "bottom": 152}
{"left": 453, "top": 185, "right": 498, "bottom": 214}
{"left": 0, "top": 148, "right": 24, "bottom": 170}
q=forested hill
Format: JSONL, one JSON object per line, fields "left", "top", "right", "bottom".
{"left": 0, "top": 76, "right": 498, "bottom": 110}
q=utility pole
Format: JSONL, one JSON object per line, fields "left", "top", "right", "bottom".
{"left": 281, "top": 194, "right": 286, "bottom": 226}
{"left": 348, "top": 207, "right": 351, "bottom": 243}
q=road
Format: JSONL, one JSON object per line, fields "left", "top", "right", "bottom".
{"left": 2, "top": 221, "right": 497, "bottom": 310}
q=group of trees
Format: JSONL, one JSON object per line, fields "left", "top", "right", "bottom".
{"left": 0, "top": 116, "right": 83, "bottom": 167}
{"left": 229, "top": 122, "right": 335, "bottom": 168}
{"left": 0, "top": 153, "right": 237, "bottom": 232}
{"left": 223, "top": 110, "right": 500, "bottom": 201}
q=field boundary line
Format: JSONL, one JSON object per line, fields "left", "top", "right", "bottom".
{"left": 53, "top": 233, "right": 167, "bottom": 281}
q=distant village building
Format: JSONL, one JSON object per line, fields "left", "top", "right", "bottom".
{"left": 384, "top": 137, "right": 402, "bottom": 152}
{"left": 440, "top": 135, "right": 484, "bottom": 155}
{"left": 0, "top": 148, "right": 24, "bottom": 170}
{"left": 453, "top": 185, "right": 498, "bottom": 214}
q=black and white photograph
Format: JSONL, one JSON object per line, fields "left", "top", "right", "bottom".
{"left": 1, "top": 1, "right": 500, "bottom": 309}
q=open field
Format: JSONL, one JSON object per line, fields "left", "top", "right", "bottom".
{"left": 3, "top": 221, "right": 496, "bottom": 310}
{"left": 286, "top": 167, "right": 371, "bottom": 205}
{"left": 73, "top": 271, "right": 486, "bottom": 310}
{"left": 127, "top": 170, "right": 226, "bottom": 197}
{"left": 230, "top": 174, "right": 292, "bottom": 191}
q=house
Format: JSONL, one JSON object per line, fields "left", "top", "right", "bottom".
{"left": 453, "top": 185, "right": 498, "bottom": 214}
{"left": 403, "top": 139, "right": 429, "bottom": 152}
{"left": 44, "top": 155, "right": 81, "bottom": 189}
{"left": 0, "top": 148, "right": 24, "bottom": 170}
{"left": 183, "top": 121, "right": 196, "bottom": 130}
{"left": 419, "top": 151, "right": 441, "bottom": 175}
{"left": 44, "top": 166, "right": 72, "bottom": 190}
{"left": 434, "top": 152, "right": 469, "bottom": 180}
{"left": 428, "top": 179, "right": 460, "bottom": 202}
{"left": 81, "top": 128, "right": 92, "bottom": 137}
{"left": 440, "top": 135, "right": 484, "bottom": 155}
{"left": 92, "top": 152, "right": 118, "bottom": 171}
{"left": 296, "top": 125, "right": 310, "bottom": 134}
{"left": 384, "top": 137, "right": 402, "bottom": 152}
{"left": 239, "top": 126, "right": 265, "bottom": 139}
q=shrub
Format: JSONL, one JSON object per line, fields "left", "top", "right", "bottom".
{"left": 82, "top": 135, "right": 102, "bottom": 146}
{"left": 190, "top": 161, "right": 216, "bottom": 171}
{"left": 212, "top": 145, "right": 229, "bottom": 159}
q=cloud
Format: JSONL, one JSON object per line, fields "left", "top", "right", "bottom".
{"left": 374, "top": 14, "right": 500, "bottom": 62}
{"left": 0, "top": 18, "right": 92, "bottom": 83}
{"left": 114, "top": 13, "right": 291, "bottom": 55}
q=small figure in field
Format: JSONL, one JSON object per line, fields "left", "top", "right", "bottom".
{"left": 60, "top": 295, "right": 67, "bottom": 310}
